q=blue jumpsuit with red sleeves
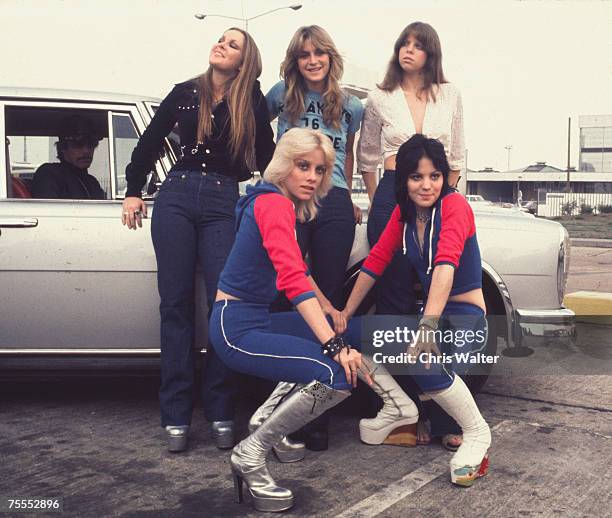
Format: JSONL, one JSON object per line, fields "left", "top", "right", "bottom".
{"left": 209, "top": 182, "right": 351, "bottom": 391}
{"left": 357, "top": 191, "right": 488, "bottom": 392}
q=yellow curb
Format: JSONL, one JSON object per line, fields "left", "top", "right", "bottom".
{"left": 564, "top": 291, "right": 612, "bottom": 320}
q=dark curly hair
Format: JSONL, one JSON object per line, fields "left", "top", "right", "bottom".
{"left": 394, "top": 134, "right": 453, "bottom": 223}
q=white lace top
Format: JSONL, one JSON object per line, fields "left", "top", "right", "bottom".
{"left": 357, "top": 83, "right": 465, "bottom": 172}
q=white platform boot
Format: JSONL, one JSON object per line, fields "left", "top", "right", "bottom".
{"left": 358, "top": 356, "right": 419, "bottom": 446}
{"left": 428, "top": 375, "right": 491, "bottom": 486}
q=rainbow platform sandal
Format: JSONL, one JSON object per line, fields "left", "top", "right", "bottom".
{"left": 428, "top": 375, "right": 491, "bottom": 487}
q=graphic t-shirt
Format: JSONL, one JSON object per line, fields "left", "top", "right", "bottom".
{"left": 266, "top": 80, "right": 364, "bottom": 189}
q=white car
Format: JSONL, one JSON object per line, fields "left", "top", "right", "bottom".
{"left": 0, "top": 88, "right": 575, "bottom": 384}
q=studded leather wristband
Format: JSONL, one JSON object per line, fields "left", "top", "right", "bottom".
{"left": 321, "top": 336, "right": 349, "bottom": 357}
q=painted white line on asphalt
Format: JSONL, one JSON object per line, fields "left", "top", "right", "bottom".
{"left": 336, "top": 420, "right": 511, "bottom": 518}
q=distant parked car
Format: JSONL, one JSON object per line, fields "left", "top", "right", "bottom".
{"left": 465, "top": 194, "right": 493, "bottom": 204}
{"left": 0, "top": 88, "right": 575, "bottom": 389}
{"left": 521, "top": 200, "right": 538, "bottom": 214}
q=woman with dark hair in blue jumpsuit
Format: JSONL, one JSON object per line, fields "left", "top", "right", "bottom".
{"left": 342, "top": 134, "right": 491, "bottom": 487}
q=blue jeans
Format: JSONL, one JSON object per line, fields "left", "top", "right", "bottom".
{"left": 209, "top": 301, "right": 351, "bottom": 391}
{"left": 151, "top": 169, "right": 239, "bottom": 427}
{"left": 298, "top": 187, "right": 356, "bottom": 309}
{"left": 367, "top": 170, "right": 417, "bottom": 315}
{"left": 271, "top": 187, "right": 355, "bottom": 312}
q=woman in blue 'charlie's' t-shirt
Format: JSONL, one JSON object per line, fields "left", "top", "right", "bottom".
{"left": 266, "top": 25, "right": 363, "bottom": 450}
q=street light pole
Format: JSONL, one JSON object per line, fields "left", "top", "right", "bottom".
{"left": 194, "top": 4, "right": 302, "bottom": 30}
{"left": 504, "top": 144, "right": 512, "bottom": 171}
{"left": 565, "top": 117, "right": 572, "bottom": 193}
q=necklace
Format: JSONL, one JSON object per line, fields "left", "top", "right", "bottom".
{"left": 415, "top": 208, "right": 431, "bottom": 224}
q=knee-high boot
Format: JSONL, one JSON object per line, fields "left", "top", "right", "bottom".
{"left": 231, "top": 381, "right": 350, "bottom": 512}
{"left": 358, "top": 356, "right": 419, "bottom": 446}
{"left": 248, "top": 382, "right": 306, "bottom": 463}
{"left": 428, "top": 375, "right": 491, "bottom": 486}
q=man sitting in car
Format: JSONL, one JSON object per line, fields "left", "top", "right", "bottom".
{"left": 31, "top": 114, "right": 106, "bottom": 199}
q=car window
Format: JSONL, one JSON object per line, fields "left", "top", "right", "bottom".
{"left": 111, "top": 112, "right": 158, "bottom": 198}
{"left": 5, "top": 105, "right": 111, "bottom": 199}
{"left": 3, "top": 104, "right": 162, "bottom": 200}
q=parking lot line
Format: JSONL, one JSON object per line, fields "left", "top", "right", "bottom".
{"left": 336, "top": 420, "right": 510, "bottom": 518}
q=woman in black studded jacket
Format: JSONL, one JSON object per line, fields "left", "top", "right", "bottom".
{"left": 120, "top": 27, "right": 274, "bottom": 453}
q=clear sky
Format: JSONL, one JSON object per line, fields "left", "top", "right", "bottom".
{"left": 2, "top": 0, "right": 611, "bottom": 171}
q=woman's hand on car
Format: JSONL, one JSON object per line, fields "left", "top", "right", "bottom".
{"left": 353, "top": 203, "right": 363, "bottom": 225}
{"left": 122, "top": 197, "right": 148, "bottom": 230}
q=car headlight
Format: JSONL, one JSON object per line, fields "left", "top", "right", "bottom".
{"left": 557, "top": 226, "right": 571, "bottom": 305}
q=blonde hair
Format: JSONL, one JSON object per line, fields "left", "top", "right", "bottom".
{"left": 379, "top": 22, "right": 447, "bottom": 102}
{"left": 280, "top": 25, "right": 345, "bottom": 130}
{"left": 264, "top": 128, "right": 335, "bottom": 222}
{"left": 196, "top": 27, "right": 262, "bottom": 168}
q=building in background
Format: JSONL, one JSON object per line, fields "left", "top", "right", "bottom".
{"left": 467, "top": 114, "right": 612, "bottom": 204}
{"left": 579, "top": 114, "right": 612, "bottom": 177}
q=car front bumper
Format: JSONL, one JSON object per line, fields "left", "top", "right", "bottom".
{"left": 513, "top": 308, "right": 576, "bottom": 347}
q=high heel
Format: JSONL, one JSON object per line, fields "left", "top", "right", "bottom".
{"left": 249, "top": 382, "right": 306, "bottom": 463}
{"left": 231, "top": 380, "right": 350, "bottom": 512}
{"left": 230, "top": 448, "right": 293, "bottom": 512}
{"left": 428, "top": 376, "right": 491, "bottom": 487}
{"left": 232, "top": 471, "right": 244, "bottom": 504}
{"left": 358, "top": 356, "right": 419, "bottom": 446}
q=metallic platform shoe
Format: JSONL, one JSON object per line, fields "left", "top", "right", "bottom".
{"left": 358, "top": 356, "right": 419, "bottom": 446}
{"left": 428, "top": 376, "right": 491, "bottom": 487}
{"left": 231, "top": 381, "right": 350, "bottom": 513}
{"left": 249, "top": 382, "right": 306, "bottom": 463}
{"left": 165, "top": 425, "right": 190, "bottom": 453}
{"left": 211, "top": 420, "right": 235, "bottom": 450}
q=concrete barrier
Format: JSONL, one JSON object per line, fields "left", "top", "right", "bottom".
{"left": 564, "top": 290, "right": 612, "bottom": 324}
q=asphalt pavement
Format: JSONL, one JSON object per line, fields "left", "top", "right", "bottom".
{"left": 1, "top": 321, "right": 610, "bottom": 518}
{"left": 1, "top": 246, "right": 611, "bottom": 517}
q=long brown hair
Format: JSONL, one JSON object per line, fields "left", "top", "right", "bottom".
{"left": 280, "top": 25, "right": 345, "bottom": 130}
{"left": 379, "top": 22, "right": 447, "bottom": 102}
{"left": 196, "top": 27, "right": 262, "bottom": 168}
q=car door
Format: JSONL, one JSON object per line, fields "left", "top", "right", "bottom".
{"left": 0, "top": 97, "right": 164, "bottom": 353}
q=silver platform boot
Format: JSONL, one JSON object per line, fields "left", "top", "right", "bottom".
{"left": 231, "top": 381, "right": 350, "bottom": 512}
{"left": 165, "top": 425, "right": 190, "bottom": 453}
{"left": 249, "top": 382, "right": 306, "bottom": 463}
{"left": 211, "top": 420, "right": 235, "bottom": 450}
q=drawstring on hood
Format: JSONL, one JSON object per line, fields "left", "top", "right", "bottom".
{"left": 402, "top": 206, "right": 437, "bottom": 275}
{"left": 426, "top": 207, "right": 436, "bottom": 275}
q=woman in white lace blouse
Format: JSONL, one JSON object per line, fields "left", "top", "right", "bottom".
{"left": 356, "top": 21, "right": 465, "bottom": 451}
